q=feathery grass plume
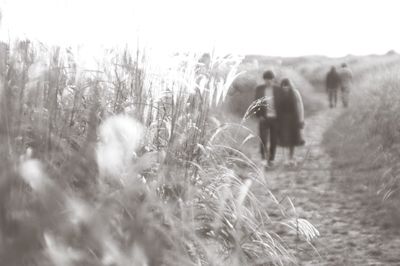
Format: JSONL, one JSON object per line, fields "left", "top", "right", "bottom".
{"left": 287, "top": 218, "right": 320, "bottom": 242}
{"left": 96, "top": 114, "right": 145, "bottom": 179}
{"left": 43, "top": 232, "right": 84, "bottom": 266}
{"left": 242, "top": 95, "right": 271, "bottom": 122}
{"left": 19, "top": 155, "right": 49, "bottom": 192}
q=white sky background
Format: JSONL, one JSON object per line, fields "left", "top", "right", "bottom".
{"left": 1, "top": 0, "right": 400, "bottom": 57}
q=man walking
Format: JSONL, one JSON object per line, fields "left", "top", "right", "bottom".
{"left": 326, "top": 66, "right": 340, "bottom": 108}
{"left": 254, "top": 70, "right": 279, "bottom": 167}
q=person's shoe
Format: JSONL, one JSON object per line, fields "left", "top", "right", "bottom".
{"left": 267, "top": 160, "right": 275, "bottom": 168}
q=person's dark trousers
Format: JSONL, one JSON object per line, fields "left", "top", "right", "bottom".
{"left": 259, "top": 117, "right": 278, "bottom": 161}
{"left": 328, "top": 88, "right": 338, "bottom": 108}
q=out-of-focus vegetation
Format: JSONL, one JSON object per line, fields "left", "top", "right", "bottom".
{"left": 0, "top": 36, "right": 321, "bottom": 266}
{"left": 323, "top": 53, "right": 400, "bottom": 228}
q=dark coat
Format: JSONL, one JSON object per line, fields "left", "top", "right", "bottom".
{"left": 274, "top": 87, "right": 305, "bottom": 147}
{"left": 254, "top": 83, "right": 279, "bottom": 118}
{"left": 254, "top": 84, "right": 266, "bottom": 118}
{"left": 326, "top": 68, "right": 340, "bottom": 90}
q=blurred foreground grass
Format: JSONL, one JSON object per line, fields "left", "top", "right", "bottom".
{"left": 0, "top": 39, "right": 321, "bottom": 266}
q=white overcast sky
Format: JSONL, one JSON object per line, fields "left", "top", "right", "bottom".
{"left": 0, "top": 0, "right": 399, "bottom": 57}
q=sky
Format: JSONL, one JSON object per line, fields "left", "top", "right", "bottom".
{"left": 1, "top": 0, "right": 400, "bottom": 57}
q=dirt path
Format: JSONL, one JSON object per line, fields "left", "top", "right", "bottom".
{"left": 249, "top": 108, "right": 400, "bottom": 265}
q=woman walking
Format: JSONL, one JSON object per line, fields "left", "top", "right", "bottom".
{"left": 274, "top": 78, "right": 305, "bottom": 166}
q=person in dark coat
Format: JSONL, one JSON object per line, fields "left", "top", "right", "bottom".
{"left": 254, "top": 70, "right": 279, "bottom": 167}
{"left": 326, "top": 66, "right": 340, "bottom": 108}
{"left": 274, "top": 78, "right": 305, "bottom": 165}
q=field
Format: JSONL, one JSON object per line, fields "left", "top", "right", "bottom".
{"left": 1, "top": 36, "right": 400, "bottom": 266}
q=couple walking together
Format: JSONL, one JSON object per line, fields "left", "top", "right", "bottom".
{"left": 254, "top": 70, "right": 305, "bottom": 168}
{"left": 326, "top": 63, "right": 353, "bottom": 108}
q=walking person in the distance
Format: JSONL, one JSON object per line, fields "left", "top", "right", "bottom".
{"left": 326, "top": 66, "right": 341, "bottom": 108}
{"left": 337, "top": 63, "right": 353, "bottom": 108}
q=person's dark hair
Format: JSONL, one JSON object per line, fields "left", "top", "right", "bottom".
{"left": 280, "top": 78, "right": 293, "bottom": 88}
{"left": 341, "top": 63, "right": 348, "bottom": 68}
{"left": 262, "top": 70, "right": 275, "bottom": 80}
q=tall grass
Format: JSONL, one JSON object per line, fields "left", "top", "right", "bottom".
{"left": 0, "top": 39, "right": 315, "bottom": 265}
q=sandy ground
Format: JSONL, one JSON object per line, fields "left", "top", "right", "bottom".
{"left": 247, "top": 107, "right": 400, "bottom": 265}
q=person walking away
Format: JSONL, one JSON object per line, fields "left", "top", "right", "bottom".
{"left": 337, "top": 63, "right": 353, "bottom": 107}
{"left": 254, "top": 70, "right": 279, "bottom": 167}
{"left": 326, "top": 66, "right": 340, "bottom": 108}
{"left": 274, "top": 78, "right": 305, "bottom": 166}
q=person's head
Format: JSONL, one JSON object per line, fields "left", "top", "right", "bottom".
{"left": 280, "top": 78, "right": 293, "bottom": 92}
{"left": 262, "top": 70, "right": 275, "bottom": 85}
{"left": 341, "top": 63, "right": 348, "bottom": 68}
{"left": 330, "top": 66, "right": 336, "bottom": 72}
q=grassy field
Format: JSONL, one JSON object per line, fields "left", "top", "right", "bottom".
{"left": 1, "top": 33, "right": 400, "bottom": 265}
{"left": 0, "top": 40, "right": 324, "bottom": 266}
